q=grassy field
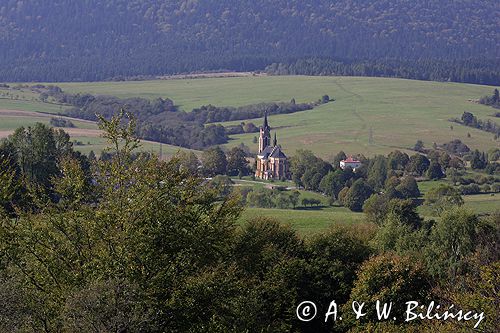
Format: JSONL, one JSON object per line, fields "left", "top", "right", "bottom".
{"left": 51, "top": 76, "right": 498, "bottom": 158}
{"left": 2, "top": 76, "right": 497, "bottom": 158}
{"left": 416, "top": 179, "right": 450, "bottom": 194}
{"left": 0, "top": 98, "right": 65, "bottom": 114}
{"left": 232, "top": 177, "right": 362, "bottom": 235}
{"left": 417, "top": 179, "right": 499, "bottom": 217}
{"left": 238, "top": 207, "right": 364, "bottom": 237}
{"left": 463, "top": 193, "right": 500, "bottom": 215}
{"left": 67, "top": 135, "right": 190, "bottom": 157}
{"left": 0, "top": 85, "right": 195, "bottom": 157}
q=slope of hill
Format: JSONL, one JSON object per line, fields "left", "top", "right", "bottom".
{"left": 0, "top": 0, "right": 498, "bottom": 82}
{"left": 54, "top": 76, "right": 498, "bottom": 156}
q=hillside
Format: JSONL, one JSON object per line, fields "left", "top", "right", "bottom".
{"left": 0, "top": 0, "right": 499, "bottom": 82}
{"left": 2, "top": 76, "right": 497, "bottom": 157}
{"left": 54, "top": 76, "right": 498, "bottom": 157}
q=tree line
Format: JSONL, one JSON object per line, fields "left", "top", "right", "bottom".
{"left": 479, "top": 88, "right": 500, "bottom": 109}
{"left": 265, "top": 58, "right": 500, "bottom": 86}
{"left": 450, "top": 111, "right": 500, "bottom": 140}
{"left": 0, "top": 114, "right": 498, "bottom": 332}
{"left": 34, "top": 85, "right": 325, "bottom": 149}
{"left": 290, "top": 147, "right": 499, "bottom": 213}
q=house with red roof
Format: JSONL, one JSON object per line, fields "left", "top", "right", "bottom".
{"left": 340, "top": 156, "right": 362, "bottom": 171}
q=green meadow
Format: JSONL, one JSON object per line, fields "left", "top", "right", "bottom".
{"left": 0, "top": 98, "right": 64, "bottom": 114}
{"left": 2, "top": 76, "right": 497, "bottom": 158}
{"left": 67, "top": 136, "right": 189, "bottom": 157}
{"left": 51, "top": 76, "right": 497, "bottom": 158}
{"left": 239, "top": 207, "right": 364, "bottom": 237}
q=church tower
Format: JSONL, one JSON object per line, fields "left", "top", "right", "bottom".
{"left": 255, "top": 113, "right": 290, "bottom": 180}
{"left": 258, "top": 112, "right": 271, "bottom": 153}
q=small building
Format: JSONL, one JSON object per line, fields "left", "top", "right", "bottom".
{"left": 340, "top": 156, "right": 362, "bottom": 171}
{"left": 255, "top": 113, "right": 290, "bottom": 180}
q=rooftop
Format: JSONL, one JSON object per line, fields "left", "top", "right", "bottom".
{"left": 341, "top": 156, "right": 361, "bottom": 163}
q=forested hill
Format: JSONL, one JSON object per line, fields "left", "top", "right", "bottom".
{"left": 1, "top": 0, "right": 499, "bottom": 82}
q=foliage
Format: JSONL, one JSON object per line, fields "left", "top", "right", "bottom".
{"left": 0, "top": 113, "right": 243, "bottom": 331}
{"left": 319, "top": 168, "right": 355, "bottom": 199}
{"left": 406, "top": 154, "right": 430, "bottom": 176}
{"left": 49, "top": 117, "right": 75, "bottom": 128}
{"left": 0, "top": 158, "right": 20, "bottom": 214}
{"left": 426, "top": 161, "right": 444, "bottom": 180}
{"left": 202, "top": 146, "right": 228, "bottom": 177}
{"left": 1, "top": 1, "right": 499, "bottom": 83}
{"left": 0, "top": 123, "right": 90, "bottom": 213}
{"left": 413, "top": 140, "right": 425, "bottom": 152}
{"left": 332, "top": 151, "right": 347, "bottom": 170}
{"left": 395, "top": 176, "right": 420, "bottom": 199}
{"left": 459, "top": 183, "right": 481, "bottom": 195}
{"left": 363, "top": 194, "right": 389, "bottom": 225}
{"left": 54, "top": 85, "right": 323, "bottom": 149}
{"left": 452, "top": 111, "right": 500, "bottom": 138}
{"left": 343, "top": 179, "right": 373, "bottom": 212}
{"left": 302, "top": 226, "right": 373, "bottom": 332}
{"left": 209, "top": 175, "right": 234, "bottom": 197}
{"left": 470, "top": 149, "right": 488, "bottom": 170}
{"left": 387, "top": 150, "right": 410, "bottom": 171}
{"left": 364, "top": 197, "right": 421, "bottom": 229}
{"left": 290, "top": 149, "right": 331, "bottom": 188}
{"left": 173, "top": 151, "right": 200, "bottom": 175}
{"left": 424, "top": 184, "right": 464, "bottom": 215}
{"left": 246, "top": 188, "right": 317, "bottom": 210}
{"left": 343, "top": 253, "right": 430, "bottom": 328}
{"left": 189, "top": 101, "right": 317, "bottom": 124}
{"left": 0, "top": 115, "right": 497, "bottom": 331}
{"left": 441, "top": 139, "right": 470, "bottom": 156}
{"left": 479, "top": 88, "right": 500, "bottom": 108}
{"left": 226, "top": 147, "right": 250, "bottom": 177}
{"left": 367, "top": 155, "right": 388, "bottom": 191}
{"left": 425, "top": 207, "right": 478, "bottom": 281}
{"left": 266, "top": 58, "right": 500, "bottom": 86}
{"left": 431, "top": 261, "right": 500, "bottom": 332}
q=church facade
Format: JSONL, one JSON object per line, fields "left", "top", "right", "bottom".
{"left": 255, "top": 113, "right": 290, "bottom": 180}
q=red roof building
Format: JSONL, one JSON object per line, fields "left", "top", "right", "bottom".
{"left": 340, "top": 156, "right": 362, "bottom": 171}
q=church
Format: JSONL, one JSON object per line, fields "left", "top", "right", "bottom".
{"left": 255, "top": 113, "right": 290, "bottom": 180}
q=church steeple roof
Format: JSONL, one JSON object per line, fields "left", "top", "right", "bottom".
{"left": 273, "top": 132, "right": 277, "bottom": 146}
{"left": 263, "top": 111, "right": 269, "bottom": 129}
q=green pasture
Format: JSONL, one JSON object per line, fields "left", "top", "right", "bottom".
{"left": 0, "top": 116, "right": 97, "bottom": 131}
{"left": 238, "top": 207, "right": 364, "bottom": 236}
{"left": 416, "top": 179, "right": 450, "bottom": 194}
{"left": 463, "top": 193, "right": 500, "bottom": 215}
{"left": 417, "top": 178, "right": 499, "bottom": 217}
{"left": 50, "top": 76, "right": 497, "bottom": 158}
{"left": 0, "top": 98, "right": 65, "bottom": 114}
{"left": 66, "top": 136, "right": 193, "bottom": 158}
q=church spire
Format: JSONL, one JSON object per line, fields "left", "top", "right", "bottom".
{"left": 263, "top": 111, "right": 269, "bottom": 129}
{"left": 273, "top": 132, "right": 277, "bottom": 146}
{"left": 258, "top": 112, "right": 271, "bottom": 153}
